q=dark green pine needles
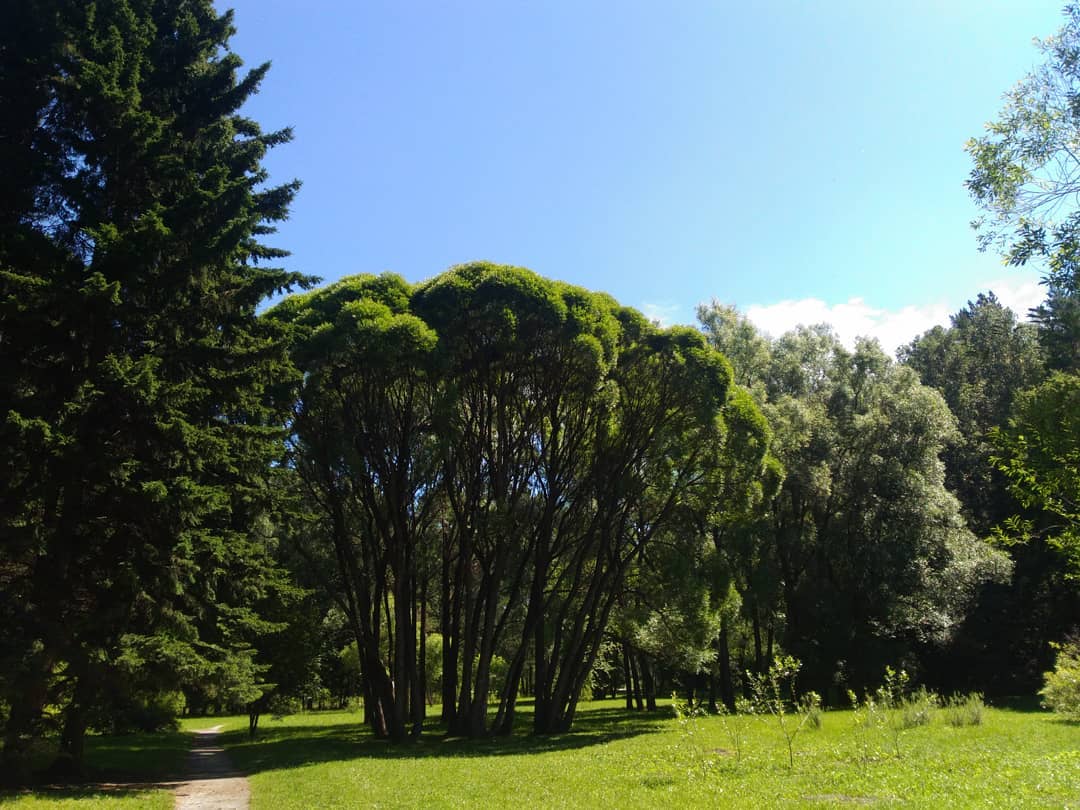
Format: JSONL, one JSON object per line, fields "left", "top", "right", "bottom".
{"left": 0, "top": 0, "right": 311, "bottom": 780}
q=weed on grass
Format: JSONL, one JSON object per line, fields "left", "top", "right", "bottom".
{"left": 943, "top": 693, "right": 984, "bottom": 727}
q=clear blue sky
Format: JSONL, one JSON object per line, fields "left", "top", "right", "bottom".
{"left": 221, "top": 0, "right": 1066, "bottom": 347}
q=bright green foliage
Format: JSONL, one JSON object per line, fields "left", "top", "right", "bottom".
{"left": 900, "top": 293, "right": 1045, "bottom": 535}
{"left": 695, "top": 300, "right": 772, "bottom": 395}
{"left": 0, "top": 0, "right": 307, "bottom": 778}
{"left": 747, "top": 655, "right": 820, "bottom": 768}
{"left": 699, "top": 307, "right": 1012, "bottom": 693}
{"left": 991, "top": 371, "right": 1080, "bottom": 575}
{"left": 274, "top": 262, "right": 765, "bottom": 739}
{"left": 966, "top": 4, "right": 1080, "bottom": 371}
{"left": 270, "top": 272, "right": 439, "bottom": 740}
{"left": 1040, "top": 639, "right": 1080, "bottom": 717}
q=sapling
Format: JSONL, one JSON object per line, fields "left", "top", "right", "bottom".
{"left": 748, "top": 655, "right": 820, "bottom": 768}
{"left": 716, "top": 697, "right": 755, "bottom": 761}
{"left": 847, "top": 688, "right": 881, "bottom": 765}
{"left": 876, "top": 665, "right": 910, "bottom": 758}
{"left": 670, "top": 693, "right": 716, "bottom": 779}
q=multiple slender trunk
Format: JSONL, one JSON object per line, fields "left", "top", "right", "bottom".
{"left": 292, "top": 271, "right": 736, "bottom": 743}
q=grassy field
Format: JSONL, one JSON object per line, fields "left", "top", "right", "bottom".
{"left": 3, "top": 699, "right": 1078, "bottom": 808}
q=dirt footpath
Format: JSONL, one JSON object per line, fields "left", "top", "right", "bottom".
{"left": 174, "top": 726, "right": 250, "bottom": 810}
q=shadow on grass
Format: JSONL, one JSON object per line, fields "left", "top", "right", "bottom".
{"left": 989, "top": 695, "right": 1046, "bottom": 712}
{"left": 84, "top": 730, "right": 192, "bottom": 781}
{"left": 1, "top": 783, "right": 177, "bottom": 802}
{"left": 225, "top": 705, "right": 671, "bottom": 776}
{"left": 0, "top": 729, "right": 191, "bottom": 800}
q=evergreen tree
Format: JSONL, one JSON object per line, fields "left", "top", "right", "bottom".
{"left": 0, "top": 0, "right": 308, "bottom": 779}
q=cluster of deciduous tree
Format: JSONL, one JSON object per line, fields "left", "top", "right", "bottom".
{"left": 669, "top": 309, "right": 1012, "bottom": 702}
{"left": 268, "top": 264, "right": 774, "bottom": 740}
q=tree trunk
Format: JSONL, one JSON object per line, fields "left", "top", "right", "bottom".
{"left": 415, "top": 577, "right": 427, "bottom": 723}
{"left": 641, "top": 656, "right": 657, "bottom": 711}
{"left": 752, "top": 608, "right": 764, "bottom": 673}
{"left": 718, "top": 621, "right": 735, "bottom": 711}
{"left": 441, "top": 527, "right": 459, "bottom": 727}
{"left": 628, "top": 649, "right": 644, "bottom": 711}
{"left": 57, "top": 677, "right": 90, "bottom": 779}
{"left": 707, "top": 664, "right": 719, "bottom": 715}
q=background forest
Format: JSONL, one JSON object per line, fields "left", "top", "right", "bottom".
{"left": 1, "top": 0, "right": 1078, "bottom": 784}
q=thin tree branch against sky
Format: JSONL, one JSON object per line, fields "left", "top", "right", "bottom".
{"left": 222, "top": 0, "right": 1063, "bottom": 349}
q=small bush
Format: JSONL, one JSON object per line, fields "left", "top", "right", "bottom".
{"left": 1040, "top": 640, "right": 1080, "bottom": 719}
{"left": 943, "top": 693, "right": 984, "bottom": 727}
{"left": 901, "top": 686, "right": 939, "bottom": 728}
{"left": 99, "top": 690, "right": 184, "bottom": 733}
{"left": 801, "top": 691, "right": 823, "bottom": 730}
{"left": 269, "top": 694, "right": 303, "bottom": 720}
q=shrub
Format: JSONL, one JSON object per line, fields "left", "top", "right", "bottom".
{"left": 1040, "top": 640, "right": 1080, "bottom": 719}
{"left": 800, "top": 691, "right": 823, "bottom": 730}
{"left": 105, "top": 690, "right": 185, "bottom": 733}
{"left": 269, "top": 694, "right": 303, "bottom": 719}
{"left": 901, "top": 686, "right": 939, "bottom": 728}
{"left": 848, "top": 669, "right": 939, "bottom": 762}
{"left": 943, "top": 693, "right": 984, "bottom": 727}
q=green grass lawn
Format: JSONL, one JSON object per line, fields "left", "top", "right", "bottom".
{"left": 4, "top": 699, "right": 1078, "bottom": 808}
{"left": 217, "top": 698, "right": 1079, "bottom": 809}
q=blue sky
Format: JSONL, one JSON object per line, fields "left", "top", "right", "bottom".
{"left": 222, "top": 1, "right": 1064, "bottom": 350}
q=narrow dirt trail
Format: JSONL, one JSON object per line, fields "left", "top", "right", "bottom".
{"left": 173, "top": 726, "right": 251, "bottom": 810}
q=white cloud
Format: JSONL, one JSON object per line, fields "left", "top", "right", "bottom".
{"left": 640, "top": 301, "right": 683, "bottom": 327}
{"left": 977, "top": 276, "right": 1044, "bottom": 320}
{"left": 739, "top": 275, "right": 1047, "bottom": 355}
{"left": 744, "top": 297, "right": 951, "bottom": 354}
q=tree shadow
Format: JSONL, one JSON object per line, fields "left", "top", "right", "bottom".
{"left": 225, "top": 705, "right": 671, "bottom": 776}
{"left": 989, "top": 695, "right": 1046, "bottom": 713}
{"left": 1, "top": 729, "right": 191, "bottom": 796}
{"left": 0, "top": 783, "right": 179, "bottom": 803}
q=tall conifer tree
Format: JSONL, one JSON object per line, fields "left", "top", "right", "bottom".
{"left": 0, "top": 0, "right": 308, "bottom": 778}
